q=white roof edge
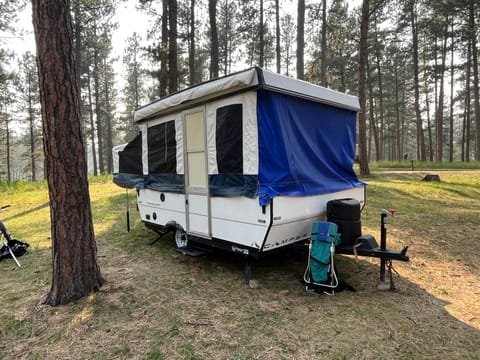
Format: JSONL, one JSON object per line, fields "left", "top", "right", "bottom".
{"left": 261, "top": 69, "right": 360, "bottom": 112}
{"left": 134, "top": 67, "right": 360, "bottom": 122}
{"left": 134, "top": 68, "right": 259, "bottom": 122}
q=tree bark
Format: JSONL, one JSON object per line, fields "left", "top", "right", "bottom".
{"left": 4, "top": 95, "right": 11, "bottom": 182}
{"left": 87, "top": 70, "right": 98, "bottom": 176}
{"left": 320, "top": 0, "right": 327, "bottom": 86}
{"left": 32, "top": 0, "right": 104, "bottom": 306}
{"left": 448, "top": 18, "right": 454, "bottom": 162}
{"left": 189, "top": 0, "right": 196, "bottom": 85}
{"left": 275, "top": 0, "right": 280, "bottom": 73}
{"left": 296, "top": 0, "right": 305, "bottom": 80}
{"left": 160, "top": 0, "right": 168, "bottom": 97}
{"left": 357, "top": 0, "right": 370, "bottom": 176}
{"left": 209, "top": 0, "right": 219, "bottom": 79}
{"left": 410, "top": 0, "right": 425, "bottom": 161}
{"left": 259, "top": 0, "right": 264, "bottom": 68}
{"left": 168, "top": 0, "right": 178, "bottom": 93}
{"left": 435, "top": 19, "right": 448, "bottom": 162}
{"left": 367, "top": 57, "right": 380, "bottom": 161}
{"left": 469, "top": 0, "right": 480, "bottom": 160}
{"left": 27, "top": 72, "right": 36, "bottom": 181}
{"left": 93, "top": 43, "right": 104, "bottom": 174}
{"left": 103, "top": 58, "right": 113, "bottom": 173}
{"left": 465, "top": 39, "right": 472, "bottom": 161}
{"left": 373, "top": 15, "right": 384, "bottom": 160}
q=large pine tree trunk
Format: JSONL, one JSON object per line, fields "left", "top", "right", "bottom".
{"left": 32, "top": 0, "right": 104, "bottom": 306}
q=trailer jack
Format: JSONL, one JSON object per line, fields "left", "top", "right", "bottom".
{"left": 334, "top": 208, "right": 409, "bottom": 289}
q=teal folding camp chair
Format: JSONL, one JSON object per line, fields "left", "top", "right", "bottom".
{"left": 304, "top": 221, "right": 341, "bottom": 294}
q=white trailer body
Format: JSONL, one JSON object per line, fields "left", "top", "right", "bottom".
{"left": 114, "top": 67, "right": 365, "bottom": 256}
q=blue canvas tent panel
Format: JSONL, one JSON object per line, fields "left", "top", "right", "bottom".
{"left": 257, "top": 90, "right": 364, "bottom": 206}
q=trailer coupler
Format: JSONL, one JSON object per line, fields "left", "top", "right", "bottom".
{"left": 335, "top": 209, "right": 409, "bottom": 289}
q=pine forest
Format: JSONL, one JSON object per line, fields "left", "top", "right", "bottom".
{"left": 0, "top": 0, "right": 479, "bottom": 181}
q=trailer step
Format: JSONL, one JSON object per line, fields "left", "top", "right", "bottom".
{"left": 175, "top": 245, "right": 211, "bottom": 257}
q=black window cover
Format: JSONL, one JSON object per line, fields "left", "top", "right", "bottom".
{"left": 119, "top": 133, "right": 143, "bottom": 174}
{"left": 148, "top": 121, "right": 177, "bottom": 174}
{"left": 216, "top": 104, "right": 243, "bottom": 173}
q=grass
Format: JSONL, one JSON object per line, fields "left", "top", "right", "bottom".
{"left": 1, "top": 170, "right": 480, "bottom": 359}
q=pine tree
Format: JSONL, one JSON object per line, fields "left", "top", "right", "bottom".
{"left": 32, "top": 0, "right": 104, "bottom": 306}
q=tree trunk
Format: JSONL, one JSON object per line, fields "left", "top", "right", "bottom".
{"left": 357, "top": 0, "right": 370, "bottom": 176}
{"left": 426, "top": 89, "right": 433, "bottom": 161}
{"left": 189, "top": 0, "right": 195, "bottom": 85}
{"left": 448, "top": 18, "right": 454, "bottom": 162}
{"left": 160, "top": 0, "right": 168, "bottom": 97}
{"left": 367, "top": 57, "right": 380, "bottom": 161}
{"left": 27, "top": 75, "right": 36, "bottom": 181}
{"left": 410, "top": 0, "right": 425, "bottom": 161}
{"left": 87, "top": 70, "right": 98, "bottom": 176}
{"left": 296, "top": 0, "right": 305, "bottom": 80}
{"left": 469, "top": 0, "right": 480, "bottom": 160}
{"left": 259, "top": 0, "right": 264, "bottom": 68}
{"left": 168, "top": 0, "right": 178, "bottom": 93}
{"left": 435, "top": 19, "right": 448, "bottom": 162}
{"left": 4, "top": 98, "right": 11, "bottom": 182}
{"left": 394, "top": 65, "right": 401, "bottom": 161}
{"left": 32, "top": 0, "right": 104, "bottom": 306}
{"left": 373, "top": 15, "right": 384, "bottom": 160}
{"left": 465, "top": 40, "right": 472, "bottom": 161}
{"left": 103, "top": 58, "right": 113, "bottom": 173}
{"left": 209, "top": 0, "right": 219, "bottom": 79}
{"left": 93, "top": 44, "right": 104, "bottom": 174}
{"left": 275, "top": 0, "right": 280, "bottom": 73}
{"left": 320, "top": 0, "right": 327, "bottom": 86}
{"left": 423, "top": 33, "right": 433, "bottom": 161}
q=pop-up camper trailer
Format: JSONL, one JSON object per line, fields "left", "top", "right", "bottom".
{"left": 113, "top": 67, "right": 366, "bottom": 257}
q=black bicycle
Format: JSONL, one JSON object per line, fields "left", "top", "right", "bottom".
{"left": 0, "top": 205, "right": 29, "bottom": 267}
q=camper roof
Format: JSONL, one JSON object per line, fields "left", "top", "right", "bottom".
{"left": 134, "top": 67, "right": 361, "bottom": 122}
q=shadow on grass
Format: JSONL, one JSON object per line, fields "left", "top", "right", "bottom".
{"left": 134, "top": 228, "right": 480, "bottom": 358}
{"left": 1, "top": 202, "right": 50, "bottom": 223}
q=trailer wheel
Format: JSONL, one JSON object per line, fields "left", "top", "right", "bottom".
{"left": 175, "top": 229, "right": 188, "bottom": 249}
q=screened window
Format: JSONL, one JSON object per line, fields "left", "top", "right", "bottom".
{"left": 216, "top": 104, "right": 243, "bottom": 173}
{"left": 148, "top": 121, "right": 177, "bottom": 174}
{"left": 119, "top": 133, "right": 143, "bottom": 174}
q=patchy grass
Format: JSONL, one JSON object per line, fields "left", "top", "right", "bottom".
{"left": 1, "top": 172, "right": 479, "bottom": 359}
